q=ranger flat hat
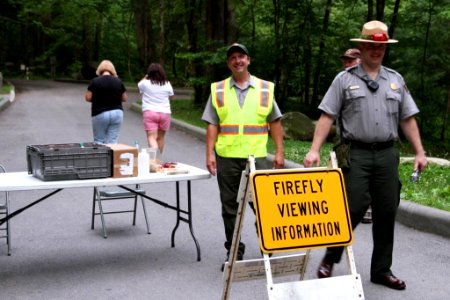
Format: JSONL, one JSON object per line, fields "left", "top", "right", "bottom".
{"left": 226, "top": 43, "right": 249, "bottom": 58}
{"left": 340, "top": 48, "right": 361, "bottom": 59}
{"left": 350, "top": 20, "right": 398, "bottom": 44}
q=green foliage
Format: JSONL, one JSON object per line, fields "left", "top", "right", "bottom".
{"left": 1, "top": 0, "right": 450, "bottom": 145}
{"left": 399, "top": 162, "right": 450, "bottom": 212}
{"left": 1, "top": 83, "right": 12, "bottom": 94}
{"left": 67, "top": 60, "right": 83, "bottom": 78}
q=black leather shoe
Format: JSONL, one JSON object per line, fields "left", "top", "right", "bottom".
{"left": 317, "top": 259, "right": 334, "bottom": 278}
{"left": 361, "top": 209, "right": 372, "bottom": 224}
{"left": 221, "top": 253, "right": 244, "bottom": 272}
{"left": 371, "top": 274, "right": 406, "bottom": 290}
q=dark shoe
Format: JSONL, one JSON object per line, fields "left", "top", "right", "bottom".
{"left": 221, "top": 252, "right": 244, "bottom": 272}
{"left": 361, "top": 208, "right": 372, "bottom": 224}
{"left": 317, "top": 258, "right": 334, "bottom": 278}
{"left": 371, "top": 274, "right": 406, "bottom": 290}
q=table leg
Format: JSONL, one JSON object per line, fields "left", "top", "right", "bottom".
{"left": 171, "top": 181, "right": 201, "bottom": 261}
{"left": 171, "top": 181, "right": 181, "bottom": 246}
{"left": 0, "top": 189, "right": 63, "bottom": 225}
{"left": 120, "top": 183, "right": 201, "bottom": 261}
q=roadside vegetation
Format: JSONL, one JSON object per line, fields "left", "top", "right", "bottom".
{"left": 1, "top": 82, "right": 11, "bottom": 94}
{"left": 171, "top": 99, "right": 450, "bottom": 212}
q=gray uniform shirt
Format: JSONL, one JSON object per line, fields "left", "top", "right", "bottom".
{"left": 319, "top": 64, "right": 419, "bottom": 143}
{"left": 201, "top": 75, "right": 282, "bottom": 125}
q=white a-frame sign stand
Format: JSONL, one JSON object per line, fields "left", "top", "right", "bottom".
{"left": 222, "top": 154, "right": 364, "bottom": 299}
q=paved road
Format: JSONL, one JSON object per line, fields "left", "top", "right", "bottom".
{"left": 0, "top": 80, "right": 449, "bottom": 300}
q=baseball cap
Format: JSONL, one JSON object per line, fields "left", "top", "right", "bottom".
{"left": 226, "top": 43, "right": 249, "bottom": 58}
{"left": 340, "top": 48, "right": 361, "bottom": 59}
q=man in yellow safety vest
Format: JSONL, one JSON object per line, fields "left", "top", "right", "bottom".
{"left": 202, "top": 43, "right": 285, "bottom": 270}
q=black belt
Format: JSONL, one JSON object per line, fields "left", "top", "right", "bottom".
{"left": 346, "top": 140, "right": 394, "bottom": 151}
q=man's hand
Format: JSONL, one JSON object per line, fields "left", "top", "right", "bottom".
{"left": 303, "top": 113, "right": 333, "bottom": 168}
{"left": 303, "top": 150, "right": 321, "bottom": 168}
{"left": 272, "top": 152, "right": 285, "bottom": 169}
{"left": 206, "top": 154, "right": 217, "bottom": 176}
{"left": 414, "top": 151, "right": 428, "bottom": 173}
{"left": 205, "top": 124, "right": 218, "bottom": 176}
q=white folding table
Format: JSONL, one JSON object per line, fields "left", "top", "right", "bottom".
{"left": 0, "top": 163, "right": 211, "bottom": 261}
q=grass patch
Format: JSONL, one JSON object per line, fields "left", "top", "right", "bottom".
{"left": 399, "top": 162, "right": 450, "bottom": 211}
{"left": 1, "top": 83, "right": 12, "bottom": 94}
{"left": 267, "top": 139, "right": 333, "bottom": 166}
{"left": 171, "top": 100, "right": 450, "bottom": 212}
{"left": 171, "top": 99, "right": 207, "bottom": 128}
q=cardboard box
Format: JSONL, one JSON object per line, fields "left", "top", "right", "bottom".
{"left": 106, "top": 144, "right": 138, "bottom": 178}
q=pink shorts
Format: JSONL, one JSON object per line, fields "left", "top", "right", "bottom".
{"left": 143, "top": 110, "right": 171, "bottom": 131}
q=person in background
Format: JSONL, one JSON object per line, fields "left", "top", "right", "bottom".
{"left": 201, "top": 43, "right": 285, "bottom": 269}
{"left": 85, "top": 60, "right": 127, "bottom": 144}
{"left": 340, "top": 48, "right": 372, "bottom": 224}
{"left": 340, "top": 48, "right": 361, "bottom": 69}
{"left": 303, "top": 21, "right": 427, "bottom": 290}
{"left": 138, "top": 63, "right": 174, "bottom": 154}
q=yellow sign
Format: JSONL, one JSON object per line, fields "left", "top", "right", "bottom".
{"left": 251, "top": 168, "right": 352, "bottom": 253}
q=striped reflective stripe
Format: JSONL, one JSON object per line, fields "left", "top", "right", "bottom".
{"left": 260, "top": 80, "right": 270, "bottom": 108}
{"left": 219, "top": 125, "right": 268, "bottom": 135}
{"left": 215, "top": 81, "right": 225, "bottom": 107}
{"left": 219, "top": 124, "right": 239, "bottom": 135}
{"left": 243, "top": 125, "right": 269, "bottom": 135}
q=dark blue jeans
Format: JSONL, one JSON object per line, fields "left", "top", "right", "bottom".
{"left": 324, "top": 146, "right": 401, "bottom": 277}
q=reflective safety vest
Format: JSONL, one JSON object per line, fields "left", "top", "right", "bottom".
{"left": 211, "top": 76, "right": 274, "bottom": 158}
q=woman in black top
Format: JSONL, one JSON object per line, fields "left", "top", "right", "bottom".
{"left": 85, "top": 60, "right": 127, "bottom": 144}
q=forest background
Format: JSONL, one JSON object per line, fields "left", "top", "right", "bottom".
{"left": 0, "top": 0, "right": 449, "bottom": 157}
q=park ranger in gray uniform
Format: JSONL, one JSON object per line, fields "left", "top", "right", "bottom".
{"left": 304, "top": 21, "right": 428, "bottom": 291}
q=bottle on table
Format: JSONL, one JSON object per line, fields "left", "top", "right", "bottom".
{"left": 138, "top": 148, "right": 150, "bottom": 176}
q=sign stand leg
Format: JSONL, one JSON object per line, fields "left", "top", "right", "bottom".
{"left": 222, "top": 156, "right": 311, "bottom": 299}
{"left": 221, "top": 156, "right": 255, "bottom": 300}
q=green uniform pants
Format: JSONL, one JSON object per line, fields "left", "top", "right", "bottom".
{"left": 216, "top": 154, "right": 269, "bottom": 257}
{"left": 324, "top": 146, "right": 401, "bottom": 277}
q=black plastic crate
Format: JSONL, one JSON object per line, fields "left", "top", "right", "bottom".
{"left": 27, "top": 143, "right": 112, "bottom": 181}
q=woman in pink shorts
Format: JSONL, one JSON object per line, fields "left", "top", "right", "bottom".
{"left": 138, "top": 63, "right": 174, "bottom": 153}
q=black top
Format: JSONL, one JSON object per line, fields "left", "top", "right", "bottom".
{"left": 87, "top": 75, "right": 126, "bottom": 116}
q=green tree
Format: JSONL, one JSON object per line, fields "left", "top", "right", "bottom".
{"left": 1, "top": 0, "right": 449, "bottom": 152}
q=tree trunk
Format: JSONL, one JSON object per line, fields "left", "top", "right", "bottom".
{"left": 367, "top": 0, "right": 374, "bottom": 21}
{"left": 132, "top": 0, "right": 154, "bottom": 69}
{"left": 384, "top": 0, "right": 400, "bottom": 64}
{"left": 186, "top": 0, "right": 206, "bottom": 105}
{"left": 442, "top": 85, "right": 450, "bottom": 141}
{"left": 311, "top": 0, "right": 333, "bottom": 111}
{"left": 273, "top": 0, "right": 281, "bottom": 106}
{"left": 206, "top": 0, "right": 225, "bottom": 46}
{"left": 159, "top": 0, "right": 166, "bottom": 66}
{"left": 94, "top": 19, "right": 102, "bottom": 61}
{"left": 225, "top": 0, "right": 237, "bottom": 44}
{"left": 376, "top": 0, "right": 385, "bottom": 21}
{"left": 250, "top": 0, "right": 256, "bottom": 47}
{"left": 419, "top": 4, "right": 432, "bottom": 118}
{"left": 304, "top": 43, "right": 312, "bottom": 107}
